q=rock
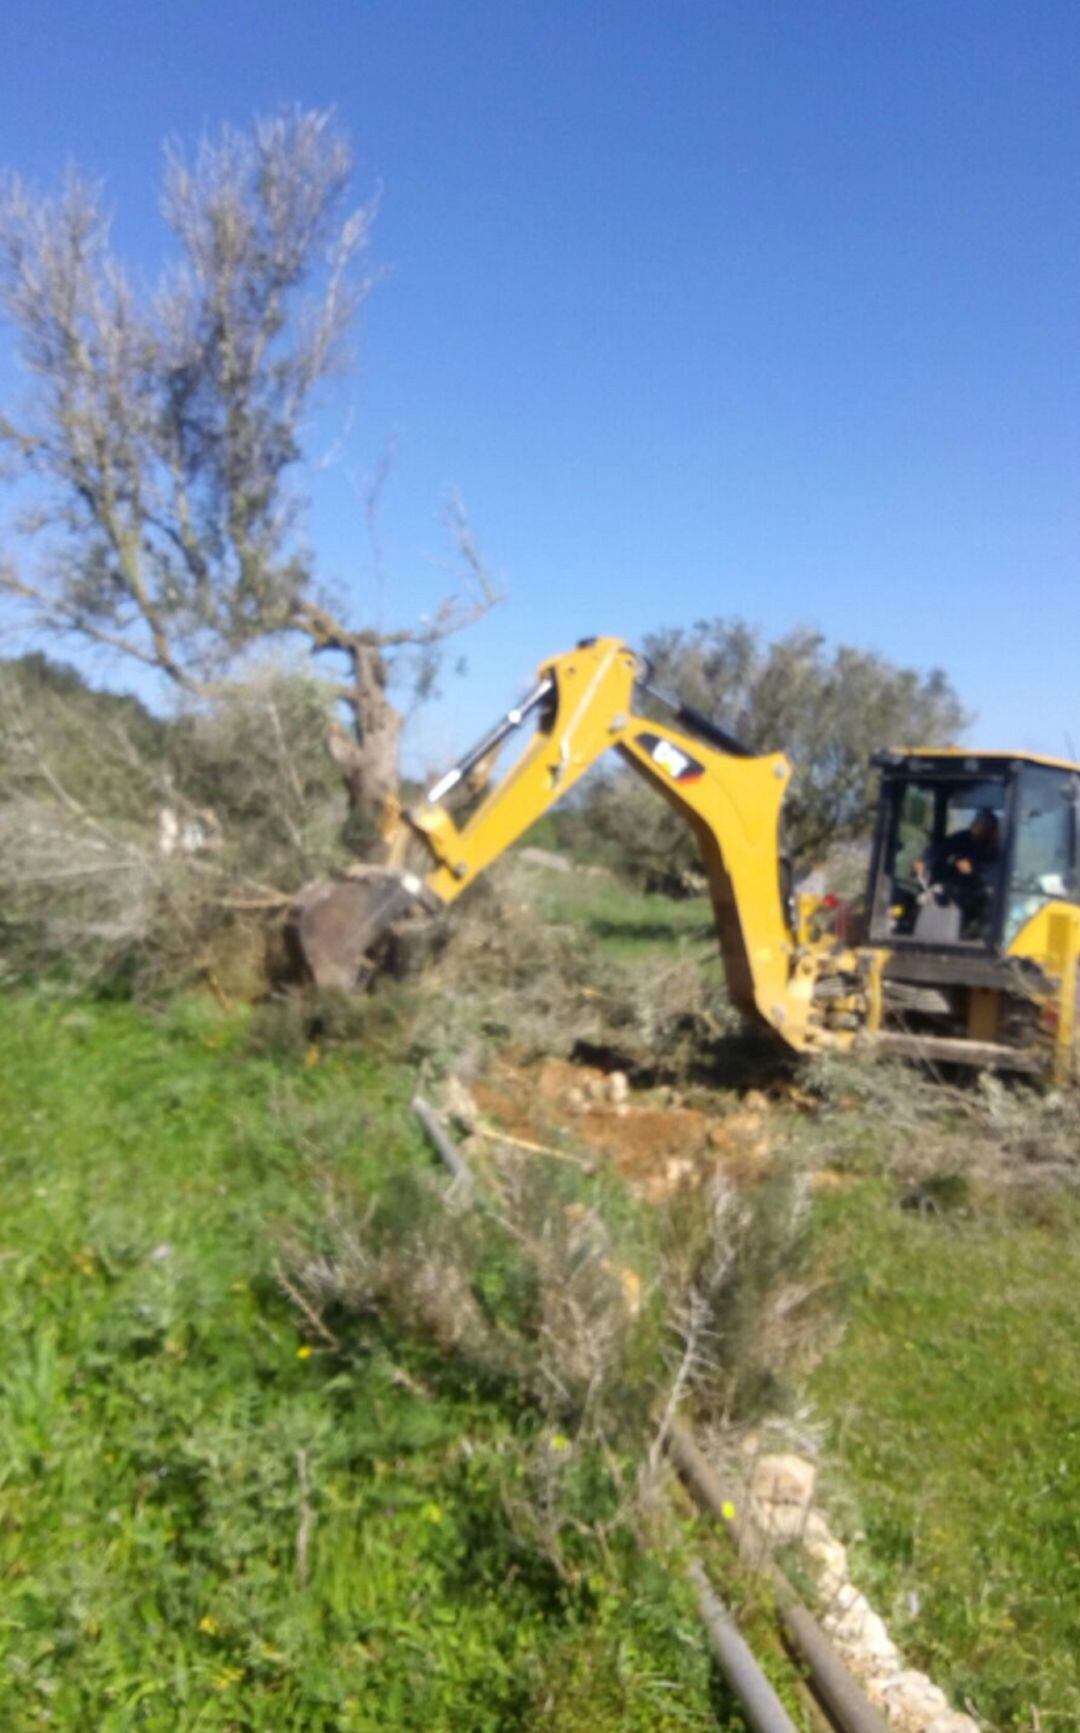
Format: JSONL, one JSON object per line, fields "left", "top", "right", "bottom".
{"left": 518, "top": 846, "right": 572, "bottom": 873}
{"left": 822, "top": 1587, "right": 899, "bottom": 1674}
{"left": 607, "top": 1070, "right": 630, "bottom": 1105}
{"left": 823, "top": 1582, "right": 872, "bottom": 1642}
{"left": 749, "top": 1452, "right": 817, "bottom": 1538}
{"left": 804, "top": 1520, "right": 849, "bottom": 1599}
{"left": 877, "top": 1670, "right": 952, "bottom": 1730}
{"left": 851, "top": 1608, "right": 899, "bottom": 1667}
{"left": 639, "top": 1156, "right": 696, "bottom": 1203}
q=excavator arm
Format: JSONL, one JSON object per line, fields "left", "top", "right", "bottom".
{"left": 373, "top": 635, "right": 821, "bottom": 1047}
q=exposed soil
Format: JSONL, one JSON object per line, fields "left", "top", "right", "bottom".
{"left": 469, "top": 1053, "right": 779, "bottom": 1201}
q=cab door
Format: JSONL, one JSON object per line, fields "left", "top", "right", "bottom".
{"left": 1004, "top": 766, "right": 1080, "bottom": 944}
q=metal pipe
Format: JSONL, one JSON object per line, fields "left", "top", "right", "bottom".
{"left": 668, "top": 1424, "right": 890, "bottom": 1733}
{"left": 688, "top": 1562, "right": 799, "bottom": 1733}
{"left": 412, "top": 1095, "right": 475, "bottom": 1195}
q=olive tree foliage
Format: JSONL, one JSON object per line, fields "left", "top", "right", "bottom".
{"left": 0, "top": 109, "right": 498, "bottom": 843}
{"left": 587, "top": 619, "right": 970, "bottom": 890}
{"left": 0, "top": 650, "right": 348, "bottom": 989}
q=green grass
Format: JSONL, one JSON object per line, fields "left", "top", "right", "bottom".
{"left": 0, "top": 989, "right": 732, "bottom": 1731}
{"left": 14, "top": 965, "right": 1079, "bottom": 1730}
{"left": 811, "top": 1181, "right": 1080, "bottom": 1730}
{"left": 521, "top": 867, "right": 715, "bottom": 965}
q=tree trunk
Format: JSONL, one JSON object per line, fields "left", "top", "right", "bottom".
{"left": 327, "top": 640, "right": 403, "bottom": 858}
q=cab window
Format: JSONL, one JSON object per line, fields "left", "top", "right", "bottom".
{"left": 1005, "top": 766, "right": 1079, "bottom": 941}
{"left": 871, "top": 776, "right": 1006, "bottom": 945}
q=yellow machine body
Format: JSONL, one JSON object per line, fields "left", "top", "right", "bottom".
{"left": 379, "top": 636, "right": 1080, "bottom": 1080}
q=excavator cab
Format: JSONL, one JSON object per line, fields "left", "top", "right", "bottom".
{"left": 860, "top": 751, "right": 1080, "bottom": 1074}
{"left": 867, "top": 752, "right": 1080, "bottom": 955}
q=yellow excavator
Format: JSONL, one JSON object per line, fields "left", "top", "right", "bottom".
{"left": 291, "top": 636, "right": 1080, "bottom": 1081}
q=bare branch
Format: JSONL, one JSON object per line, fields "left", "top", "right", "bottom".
{"left": 0, "top": 110, "right": 504, "bottom": 850}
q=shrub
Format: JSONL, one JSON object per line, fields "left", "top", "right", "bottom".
{"left": 285, "top": 1122, "right": 823, "bottom": 1579}
{"left": 0, "top": 656, "right": 346, "bottom": 994}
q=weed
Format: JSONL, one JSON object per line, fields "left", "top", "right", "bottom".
{"left": 287, "top": 1114, "right": 824, "bottom": 1594}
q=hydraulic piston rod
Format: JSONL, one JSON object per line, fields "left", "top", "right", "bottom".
{"left": 425, "top": 678, "right": 555, "bottom": 805}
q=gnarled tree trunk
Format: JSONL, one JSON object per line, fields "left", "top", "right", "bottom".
{"left": 325, "top": 640, "right": 404, "bottom": 856}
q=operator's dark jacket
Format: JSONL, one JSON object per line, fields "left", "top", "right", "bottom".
{"left": 928, "top": 828, "right": 998, "bottom": 882}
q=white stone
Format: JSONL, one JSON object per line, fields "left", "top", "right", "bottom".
{"left": 879, "top": 1669, "right": 948, "bottom": 1710}
{"left": 443, "top": 1074, "right": 480, "bottom": 1131}
{"left": 749, "top": 1451, "right": 817, "bottom": 1538}
{"left": 804, "top": 1525, "right": 849, "bottom": 1597}
{"left": 851, "top": 1609, "right": 899, "bottom": 1666}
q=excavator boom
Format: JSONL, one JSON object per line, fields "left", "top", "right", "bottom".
{"left": 295, "top": 636, "right": 840, "bottom": 1047}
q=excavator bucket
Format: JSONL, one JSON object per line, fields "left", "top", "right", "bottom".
{"left": 287, "top": 869, "right": 419, "bottom": 992}
{"left": 287, "top": 672, "right": 563, "bottom": 993}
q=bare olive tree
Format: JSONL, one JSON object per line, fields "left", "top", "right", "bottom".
{"left": 0, "top": 109, "right": 499, "bottom": 846}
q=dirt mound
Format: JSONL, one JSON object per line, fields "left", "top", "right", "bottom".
{"left": 468, "top": 1054, "right": 775, "bottom": 1200}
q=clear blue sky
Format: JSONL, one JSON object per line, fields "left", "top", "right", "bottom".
{"left": 3, "top": 0, "right": 1080, "bottom": 771}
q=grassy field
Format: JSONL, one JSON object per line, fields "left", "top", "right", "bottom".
{"left": 811, "top": 1179, "right": 1080, "bottom": 1729}
{"left": 6, "top": 950, "right": 1080, "bottom": 1731}
{"left": 519, "top": 865, "right": 716, "bottom": 966}
{"left": 0, "top": 988, "right": 743, "bottom": 1732}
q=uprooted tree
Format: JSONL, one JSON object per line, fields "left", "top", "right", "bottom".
{"left": 0, "top": 107, "right": 499, "bottom": 851}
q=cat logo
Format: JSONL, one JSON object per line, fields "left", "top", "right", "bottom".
{"left": 636, "top": 731, "right": 705, "bottom": 784}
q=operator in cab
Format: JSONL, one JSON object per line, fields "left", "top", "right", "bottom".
{"left": 915, "top": 807, "right": 1000, "bottom": 933}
